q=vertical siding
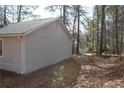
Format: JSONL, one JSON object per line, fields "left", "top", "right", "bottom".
{"left": 25, "top": 22, "right": 72, "bottom": 73}
{"left": 0, "top": 37, "right": 22, "bottom": 73}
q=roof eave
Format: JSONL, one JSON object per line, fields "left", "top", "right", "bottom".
{"left": 0, "top": 33, "right": 24, "bottom": 37}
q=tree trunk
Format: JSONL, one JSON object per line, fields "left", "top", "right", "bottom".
{"left": 96, "top": 5, "right": 99, "bottom": 55}
{"left": 12, "top": 5, "right": 15, "bottom": 23}
{"left": 72, "top": 14, "right": 77, "bottom": 54}
{"left": 103, "top": 15, "right": 107, "bottom": 53}
{"left": 115, "top": 6, "right": 119, "bottom": 54}
{"left": 92, "top": 10, "right": 95, "bottom": 55}
{"left": 120, "top": 24, "right": 123, "bottom": 53}
{"left": 17, "top": 5, "right": 22, "bottom": 22}
{"left": 63, "top": 5, "right": 66, "bottom": 24}
{"left": 112, "top": 16, "right": 115, "bottom": 54}
{"left": 119, "top": 21, "right": 123, "bottom": 60}
{"left": 76, "top": 5, "right": 80, "bottom": 54}
{"left": 3, "top": 5, "right": 7, "bottom": 26}
{"left": 99, "top": 5, "right": 105, "bottom": 55}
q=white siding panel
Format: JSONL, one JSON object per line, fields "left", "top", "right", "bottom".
{"left": 0, "top": 37, "right": 22, "bottom": 74}
{"left": 25, "top": 22, "right": 72, "bottom": 73}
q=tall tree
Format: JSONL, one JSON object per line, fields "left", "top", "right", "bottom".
{"left": 17, "top": 5, "right": 22, "bottom": 22}
{"left": 120, "top": 21, "right": 123, "bottom": 55}
{"left": 0, "top": 5, "right": 39, "bottom": 25}
{"left": 96, "top": 5, "right": 99, "bottom": 55}
{"left": 92, "top": 9, "right": 95, "bottom": 54}
{"left": 76, "top": 5, "right": 80, "bottom": 54}
{"left": 72, "top": 12, "right": 77, "bottom": 54}
{"left": 63, "top": 5, "right": 66, "bottom": 24}
{"left": 115, "top": 6, "right": 119, "bottom": 54}
{"left": 3, "top": 5, "right": 7, "bottom": 26}
{"left": 99, "top": 5, "right": 105, "bottom": 55}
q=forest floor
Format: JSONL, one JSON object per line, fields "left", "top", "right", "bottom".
{"left": 74, "top": 55, "right": 124, "bottom": 88}
{"left": 0, "top": 55, "right": 124, "bottom": 88}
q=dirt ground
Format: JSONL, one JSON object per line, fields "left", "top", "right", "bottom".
{"left": 0, "top": 58, "right": 80, "bottom": 88}
{"left": 1, "top": 55, "right": 124, "bottom": 88}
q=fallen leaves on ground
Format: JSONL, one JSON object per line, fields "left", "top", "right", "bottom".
{"left": 74, "top": 55, "right": 124, "bottom": 88}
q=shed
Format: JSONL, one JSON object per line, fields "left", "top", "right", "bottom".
{"left": 0, "top": 17, "right": 72, "bottom": 74}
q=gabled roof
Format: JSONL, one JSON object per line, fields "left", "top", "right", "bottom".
{"left": 0, "top": 17, "right": 59, "bottom": 35}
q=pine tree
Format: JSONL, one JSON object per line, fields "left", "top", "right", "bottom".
{"left": 96, "top": 5, "right": 99, "bottom": 55}
{"left": 17, "top": 5, "right": 22, "bottom": 22}
{"left": 99, "top": 5, "right": 105, "bottom": 55}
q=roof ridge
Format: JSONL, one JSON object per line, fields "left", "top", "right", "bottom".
{"left": 6, "top": 17, "right": 56, "bottom": 25}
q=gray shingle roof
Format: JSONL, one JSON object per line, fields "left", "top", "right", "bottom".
{"left": 0, "top": 17, "right": 58, "bottom": 35}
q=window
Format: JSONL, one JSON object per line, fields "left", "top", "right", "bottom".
{"left": 0, "top": 40, "right": 3, "bottom": 56}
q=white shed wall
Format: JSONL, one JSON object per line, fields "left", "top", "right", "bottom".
{"left": 0, "top": 37, "right": 22, "bottom": 73}
{"left": 24, "top": 21, "right": 72, "bottom": 73}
